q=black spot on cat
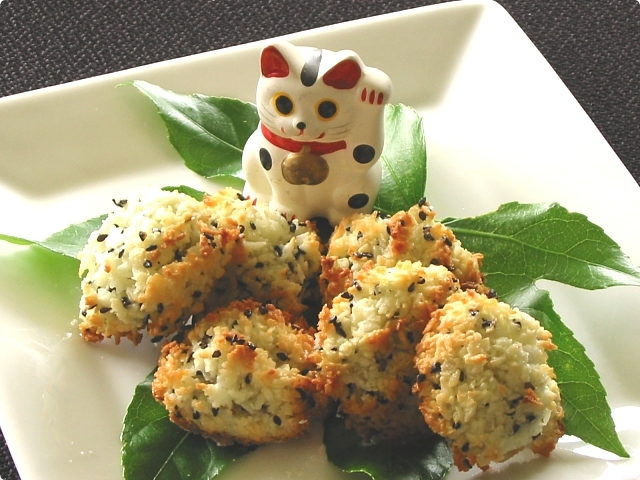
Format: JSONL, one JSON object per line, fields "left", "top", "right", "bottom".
{"left": 348, "top": 193, "right": 369, "bottom": 210}
{"left": 259, "top": 148, "right": 272, "bottom": 171}
{"left": 301, "top": 49, "right": 323, "bottom": 87}
{"left": 353, "top": 144, "right": 376, "bottom": 164}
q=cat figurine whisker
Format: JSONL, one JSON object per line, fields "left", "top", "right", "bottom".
{"left": 242, "top": 40, "right": 392, "bottom": 225}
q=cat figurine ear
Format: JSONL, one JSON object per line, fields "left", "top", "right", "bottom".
{"left": 260, "top": 45, "right": 290, "bottom": 78}
{"left": 322, "top": 59, "right": 362, "bottom": 89}
{"left": 242, "top": 40, "right": 392, "bottom": 225}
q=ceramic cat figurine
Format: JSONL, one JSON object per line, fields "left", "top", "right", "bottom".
{"left": 242, "top": 40, "right": 392, "bottom": 225}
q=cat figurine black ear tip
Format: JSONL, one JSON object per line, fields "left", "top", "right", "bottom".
{"left": 241, "top": 40, "right": 392, "bottom": 225}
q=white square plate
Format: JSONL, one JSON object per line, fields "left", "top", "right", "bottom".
{"left": 0, "top": 1, "right": 639, "bottom": 479}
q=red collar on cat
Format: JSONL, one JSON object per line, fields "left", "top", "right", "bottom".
{"left": 261, "top": 124, "right": 347, "bottom": 155}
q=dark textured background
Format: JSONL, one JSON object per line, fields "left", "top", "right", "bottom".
{"left": 0, "top": 0, "right": 638, "bottom": 478}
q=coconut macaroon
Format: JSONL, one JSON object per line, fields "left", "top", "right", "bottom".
{"left": 315, "top": 261, "right": 459, "bottom": 441}
{"left": 321, "top": 199, "right": 485, "bottom": 305}
{"left": 203, "top": 188, "right": 323, "bottom": 317}
{"left": 78, "top": 189, "right": 241, "bottom": 344}
{"left": 414, "top": 289, "right": 564, "bottom": 472}
{"left": 152, "top": 300, "right": 325, "bottom": 446}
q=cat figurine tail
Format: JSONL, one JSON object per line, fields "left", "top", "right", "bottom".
{"left": 242, "top": 40, "right": 392, "bottom": 225}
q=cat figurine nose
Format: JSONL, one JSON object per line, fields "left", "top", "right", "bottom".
{"left": 296, "top": 121, "right": 306, "bottom": 130}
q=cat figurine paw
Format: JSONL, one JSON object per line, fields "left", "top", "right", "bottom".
{"left": 242, "top": 40, "right": 392, "bottom": 225}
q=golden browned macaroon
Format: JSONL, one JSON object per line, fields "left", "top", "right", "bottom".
{"left": 414, "top": 290, "right": 564, "bottom": 471}
{"left": 153, "top": 300, "right": 325, "bottom": 446}
{"left": 203, "top": 188, "right": 323, "bottom": 317}
{"left": 320, "top": 199, "right": 485, "bottom": 305}
{"left": 78, "top": 188, "right": 241, "bottom": 344}
{"left": 314, "top": 261, "right": 459, "bottom": 441}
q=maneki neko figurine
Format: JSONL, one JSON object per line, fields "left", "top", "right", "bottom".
{"left": 242, "top": 40, "right": 392, "bottom": 225}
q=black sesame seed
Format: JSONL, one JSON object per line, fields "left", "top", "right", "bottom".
{"left": 423, "top": 227, "right": 435, "bottom": 241}
{"left": 157, "top": 303, "right": 164, "bottom": 313}
{"left": 259, "top": 304, "right": 268, "bottom": 315}
{"left": 526, "top": 413, "right": 537, "bottom": 423}
{"left": 289, "top": 222, "right": 297, "bottom": 233}
{"left": 453, "top": 421, "right": 462, "bottom": 430}
{"left": 99, "top": 307, "right": 111, "bottom": 314}
{"left": 509, "top": 396, "right": 523, "bottom": 408}
{"left": 212, "top": 350, "right": 222, "bottom": 358}
{"left": 461, "top": 442, "right": 470, "bottom": 452}
{"left": 418, "top": 210, "right": 427, "bottom": 221}
{"left": 274, "top": 245, "right": 283, "bottom": 256}
{"left": 340, "top": 291, "right": 353, "bottom": 300}
{"left": 418, "top": 197, "right": 427, "bottom": 207}
{"left": 513, "top": 424, "right": 520, "bottom": 434}
{"left": 245, "top": 373, "right": 252, "bottom": 384}
{"left": 150, "top": 335, "right": 163, "bottom": 343}
{"left": 112, "top": 198, "right": 128, "bottom": 208}
{"left": 481, "top": 319, "right": 494, "bottom": 329}
{"left": 96, "top": 233, "right": 108, "bottom": 242}
{"left": 249, "top": 221, "right": 257, "bottom": 230}
{"left": 276, "top": 352, "right": 289, "bottom": 361}
{"left": 145, "top": 244, "right": 158, "bottom": 252}
{"left": 524, "top": 382, "right": 535, "bottom": 390}
{"left": 469, "top": 309, "right": 479, "bottom": 317}
{"left": 193, "top": 290, "right": 202, "bottom": 298}
{"left": 143, "top": 259, "right": 153, "bottom": 268}
{"left": 237, "top": 192, "right": 247, "bottom": 201}
{"left": 139, "top": 231, "right": 147, "bottom": 241}
{"left": 273, "top": 415, "right": 282, "bottom": 426}
{"left": 212, "top": 407, "right": 219, "bottom": 417}
{"left": 121, "top": 296, "right": 132, "bottom": 307}
{"left": 408, "top": 282, "right": 416, "bottom": 292}
{"left": 118, "top": 249, "right": 125, "bottom": 258}
{"left": 487, "top": 289, "right": 498, "bottom": 298}
{"left": 353, "top": 251, "right": 373, "bottom": 259}
{"left": 416, "top": 373, "right": 427, "bottom": 383}
{"left": 193, "top": 410, "right": 201, "bottom": 420}
{"left": 255, "top": 261, "right": 265, "bottom": 268}
{"left": 442, "top": 236, "right": 453, "bottom": 247}
{"left": 244, "top": 309, "right": 253, "bottom": 318}
{"left": 430, "top": 362, "right": 442, "bottom": 373}
{"left": 459, "top": 371, "right": 466, "bottom": 382}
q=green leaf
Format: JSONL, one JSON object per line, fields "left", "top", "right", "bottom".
{"left": 444, "top": 202, "right": 640, "bottom": 289}
{"left": 495, "top": 279, "right": 629, "bottom": 458}
{"left": 122, "top": 372, "right": 254, "bottom": 480}
{"left": 162, "top": 185, "right": 207, "bottom": 201}
{"left": 128, "top": 80, "right": 259, "bottom": 183}
{"left": 324, "top": 415, "right": 452, "bottom": 480}
{"left": 0, "top": 214, "right": 105, "bottom": 259}
{"left": 374, "top": 104, "right": 427, "bottom": 216}
{"left": 444, "top": 202, "right": 636, "bottom": 457}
